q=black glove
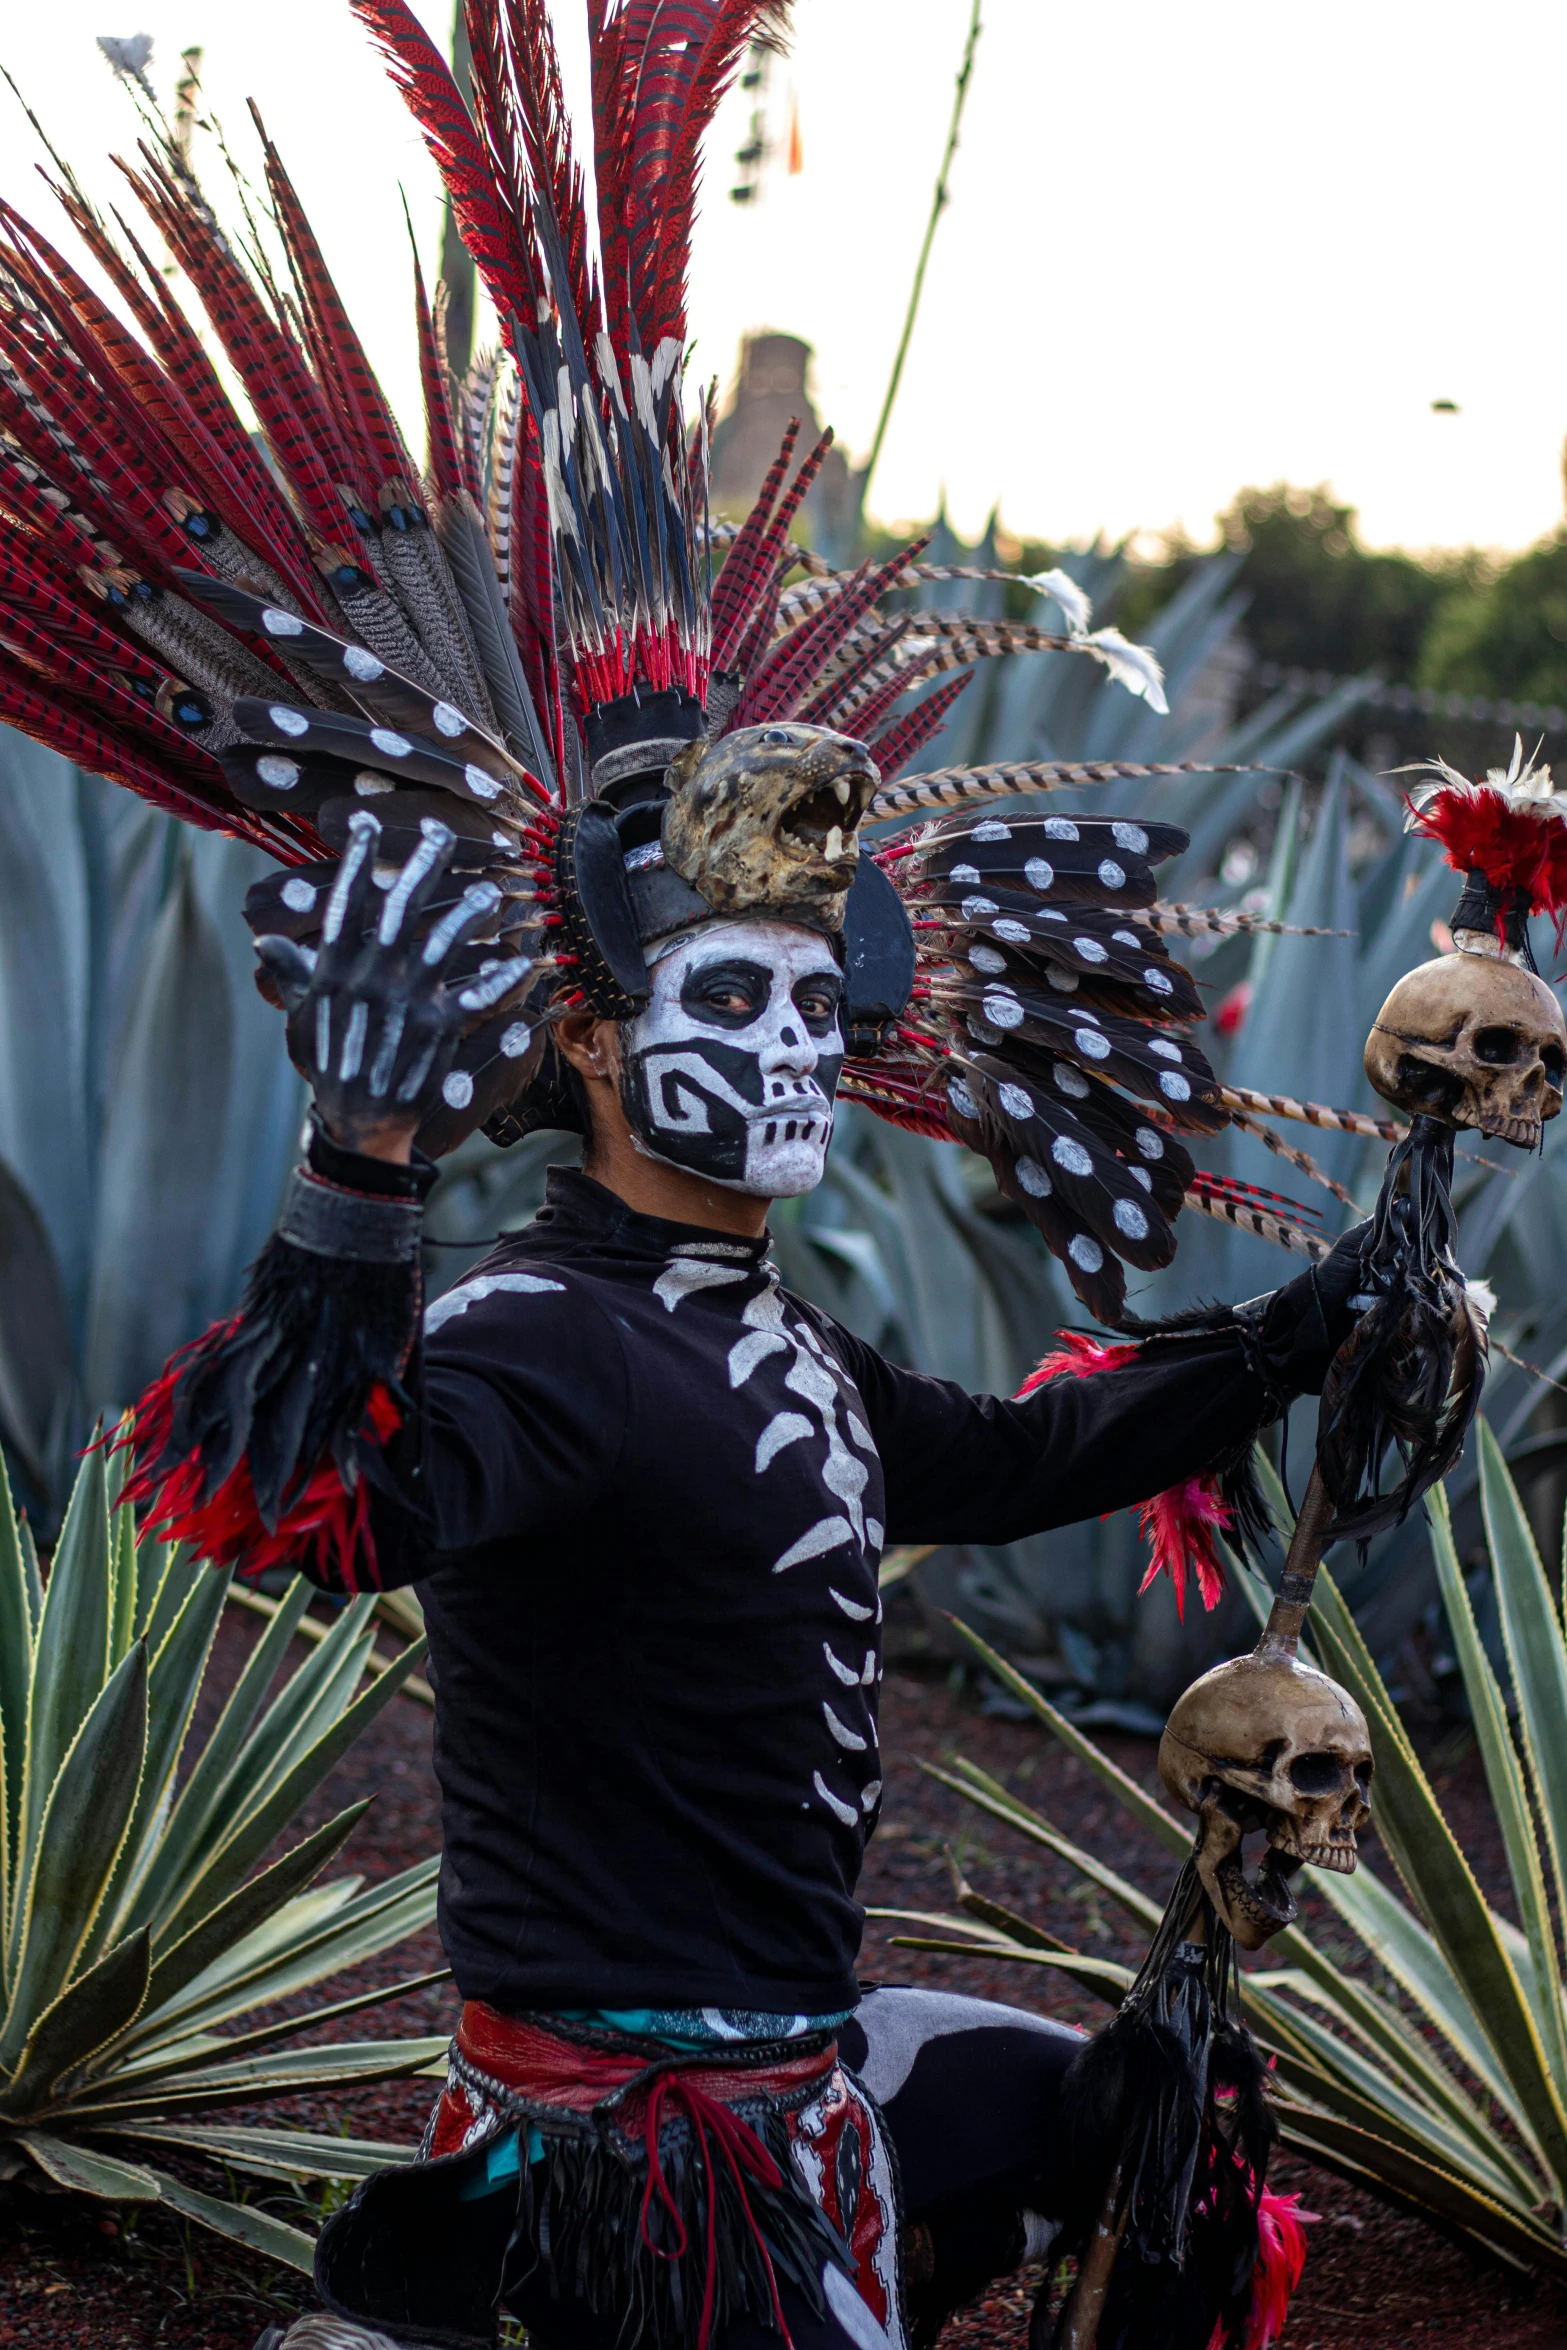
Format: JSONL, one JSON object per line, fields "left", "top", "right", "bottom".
{"left": 254, "top": 811, "right": 530, "bottom": 1154}
{"left": 1239, "top": 1219, "right": 1375, "bottom": 1399}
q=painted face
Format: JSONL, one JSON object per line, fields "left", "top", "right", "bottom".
{"left": 619, "top": 920, "right": 845, "bottom": 1195}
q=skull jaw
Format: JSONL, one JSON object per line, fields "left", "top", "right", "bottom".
{"left": 1196, "top": 1836, "right": 1300, "bottom": 1952}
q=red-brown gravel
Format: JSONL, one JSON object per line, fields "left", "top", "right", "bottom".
{"left": 3, "top": 1612, "right": 1564, "bottom": 2349}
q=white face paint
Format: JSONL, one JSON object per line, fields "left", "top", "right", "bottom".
{"left": 619, "top": 920, "right": 845, "bottom": 1197}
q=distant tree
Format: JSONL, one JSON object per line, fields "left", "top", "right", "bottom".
{"left": 1210, "top": 484, "right": 1482, "bottom": 678}
{"left": 1417, "top": 534, "right": 1567, "bottom": 710}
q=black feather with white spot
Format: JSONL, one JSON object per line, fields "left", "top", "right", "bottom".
{"left": 231, "top": 697, "right": 524, "bottom": 811}
{"left": 177, "top": 570, "right": 532, "bottom": 786}
{"left": 943, "top": 975, "right": 1225, "bottom": 1132}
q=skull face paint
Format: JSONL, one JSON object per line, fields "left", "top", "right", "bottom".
{"left": 620, "top": 920, "right": 845, "bottom": 1195}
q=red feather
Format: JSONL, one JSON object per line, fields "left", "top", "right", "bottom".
{"left": 1018, "top": 1334, "right": 1229, "bottom": 1617}
{"left": 258, "top": 116, "right": 418, "bottom": 493}
{"left": 349, "top": 0, "right": 539, "bottom": 341}
{"left": 1409, "top": 781, "right": 1567, "bottom": 935}
{"left": 730, "top": 428, "right": 833, "bottom": 677}
{"left": 1207, "top": 2191, "right": 1313, "bottom": 2350}
{"left": 710, "top": 418, "right": 799, "bottom": 662}
{"left": 735, "top": 540, "right": 927, "bottom": 728}
{"left": 117, "top": 1359, "right": 400, "bottom": 1593}
{"left": 410, "top": 239, "right": 466, "bottom": 501}
{"left": 869, "top": 670, "right": 971, "bottom": 780}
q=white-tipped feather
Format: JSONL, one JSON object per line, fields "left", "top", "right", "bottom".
{"left": 1023, "top": 566, "right": 1093, "bottom": 636}
{"left": 1077, "top": 626, "right": 1169, "bottom": 715}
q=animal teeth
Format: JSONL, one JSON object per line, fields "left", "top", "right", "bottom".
{"left": 824, "top": 824, "right": 844, "bottom": 862}
{"left": 833, "top": 778, "right": 851, "bottom": 804}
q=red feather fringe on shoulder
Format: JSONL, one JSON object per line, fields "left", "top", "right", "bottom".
{"left": 115, "top": 1341, "right": 400, "bottom": 1594}
{"left": 1018, "top": 1332, "right": 1230, "bottom": 1618}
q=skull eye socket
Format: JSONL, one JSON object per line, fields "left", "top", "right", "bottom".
{"left": 1472, "top": 1025, "right": 1526, "bottom": 1066}
{"left": 1288, "top": 1750, "right": 1348, "bottom": 1796}
{"left": 1394, "top": 1052, "right": 1467, "bottom": 1116}
{"left": 1544, "top": 1046, "right": 1566, "bottom": 1090}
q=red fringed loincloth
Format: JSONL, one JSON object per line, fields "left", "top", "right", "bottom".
{"left": 423, "top": 2003, "right": 905, "bottom": 2350}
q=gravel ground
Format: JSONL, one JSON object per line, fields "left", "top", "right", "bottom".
{"left": 3, "top": 1609, "right": 1564, "bottom": 2350}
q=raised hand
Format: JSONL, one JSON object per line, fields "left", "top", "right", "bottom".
{"left": 253, "top": 811, "right": 531, "bottom": 1159}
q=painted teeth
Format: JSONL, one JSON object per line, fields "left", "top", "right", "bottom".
{"left": 824, "top": 824, "right": 844, "bottom": 862}
{"left": 833, "top": 778, "right": 851, "bottom": 804}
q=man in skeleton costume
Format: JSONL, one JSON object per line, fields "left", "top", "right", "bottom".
{"left": 0, "top": 8, "right": 1375, "bottom": 2346}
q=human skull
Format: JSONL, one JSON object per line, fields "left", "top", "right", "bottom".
{"left": 1159, "top": 1651, "right": 1373, "bottom": 1952}
{"left": 662, "top": 724, "right": 880, "bottom": 929}
{"left": 1364, "top": 951, "right": 1567, "bottom": 1148}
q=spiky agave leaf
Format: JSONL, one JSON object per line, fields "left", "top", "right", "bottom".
{"left": 0, "top": 1444, "right": 440, "bottom": 2266}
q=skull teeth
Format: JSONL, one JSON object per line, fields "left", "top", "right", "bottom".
{"left": 833, "top": 778, "right": 851, "bottom": 805}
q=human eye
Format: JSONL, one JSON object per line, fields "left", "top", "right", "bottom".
{"left": 794, "top": 976, "right": 843, "bottom": 1034}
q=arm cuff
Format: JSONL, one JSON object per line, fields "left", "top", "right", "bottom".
{"left": 305, "top": 1111, "right": 439, "bottom": 1203}
{"left": 278, "top": 1167, "right": 425, "bottom": 1264}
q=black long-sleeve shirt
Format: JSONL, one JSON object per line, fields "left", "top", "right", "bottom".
{"left": 365, "top": 1169, "right": 1281, "bottom": 2018}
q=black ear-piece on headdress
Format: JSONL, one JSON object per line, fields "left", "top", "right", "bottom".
{"left": 553, "top": 801, "right": 651, "bottom": 1018}
{"left": 842, "top": 858, "right": 917, "bottom": 1056}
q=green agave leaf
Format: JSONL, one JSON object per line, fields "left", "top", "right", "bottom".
{"left": 83, "top": 1562, "right": 232, "bottom": 1968}
{"left": 136, "top": 1862, "right": 439, "bottom": 2050}
{"left": 99, "top": 1968, "right": 449, "bottom": 2098}
{"left": 1253, "top": 1948, "right": 1544, "bottom": 2201}
{"left": 108, "top": 1458, "right": 138, "bottom": 1671}
{"left": 921, "top": 1757, "right": 1168, "bottom": 1936}
{"left": 126, "top": 1576, "right": 315, "bottom": 1938}
{"left": 1272, "top": 2101, "right": 1565, "bottom": 2274}
{"left": 131, "top": 1531, "right": 180, "bottom": 1647}
{"left": 122, "top": 1804, "right": 369, "bottom": 2046}
{"left": 0, "top": 1643, "right": 148, "bottom": 2075}
{"left": 947, "top": 1620, "right": 1190, "bottom": 1859}
{"left": 1306, "top": 1568, "right": 1567, "bottom": 2187}
{"left": 137, "top": 1538, "right": 208, "bottom": 1664}
{"left": 883, "top": 1934, "right": 1134, "bottom": 1998}
{"left": 1248, "top": 1985, "right": 1528, "bottom": 2203}
{"left": 150, "top": 2165, "right": 316, "bottom": 2274}
{"left": 1, "top": 1928, "right": 150, "bottom": 2116}
{"left": 1300, "top": 1856, "right": 1528, "bottom": 2135}
{"left": 1428, "top": 1472, "right": 1567, "bottom": 2103}
{"left": 222, "top": 1606, "right": 379, "bottom": 1823}
{"left": 15, "top": 2127, "right": 160, "bottom": 2200}
{"left": 0, "top": 1442, "right": 28, "bottom": 1956}
{"left": 143, "top": 1599, "right": 379, "bottom": 1933}
{"left": 112, "top": 2119, "right": 412, "bottom": 2182}
{"left": 165, "top": 1636, "right": 428, "bottom": 1941}
{"left": 12, "top": 1444, "right": 111, "bottom": 1977}
{"left": 1477, "top": 1421, "right": 1567, "bottom": 1965}
{"left": 64, "top": 2034, "right": 450, "bottom": 2126}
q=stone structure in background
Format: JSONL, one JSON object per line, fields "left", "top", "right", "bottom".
{"left": 709, "top": 332, "right": 854, "bottom": 546}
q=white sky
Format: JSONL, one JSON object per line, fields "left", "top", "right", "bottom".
{"left": 2, "top": 1, "right": 1565, "bottom": 557}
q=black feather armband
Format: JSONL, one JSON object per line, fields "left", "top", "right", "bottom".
{"left": 119, "top": 1147, "right": 433, "bottom": 1590}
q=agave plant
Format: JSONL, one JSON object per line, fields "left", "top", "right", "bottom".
{"left": 877, "top": 1427, "right": 1567, "bottom": 2275}
{"left": 0, "top": 1440, "right": 444, "bottom": 2270}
